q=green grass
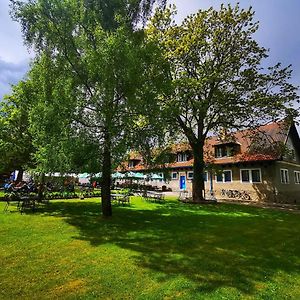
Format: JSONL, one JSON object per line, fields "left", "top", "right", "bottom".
{"left": 0, "top": 197, "right": 299, "bottom": 299}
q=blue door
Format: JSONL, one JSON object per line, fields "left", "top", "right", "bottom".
{"left": 180, "top": 176, "right": 186, "bottom": 190}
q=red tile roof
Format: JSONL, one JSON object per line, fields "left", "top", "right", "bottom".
{"left": 204, "top": 121, "right": 289, "bottom": 165}
{"left": 121, "top": 121, "right": 291, "bottom": 171}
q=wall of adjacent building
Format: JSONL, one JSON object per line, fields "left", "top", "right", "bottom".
{"left": 271, "top": 161, "right": 300, "bottom": 203}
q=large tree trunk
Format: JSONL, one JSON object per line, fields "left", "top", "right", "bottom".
{"left": 192, "top": 141, "right": 205, "bottom": 202}
{"left": 101, "top": 131, "right": 112, "bottom": 217}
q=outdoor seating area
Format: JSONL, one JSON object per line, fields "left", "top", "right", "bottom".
{"left": 3, "top": 194, "right": 40, "bottom": 214}
{"left": 178, "top": 190, "right": 218, "bottom": 204}
{"left": 113, "top": 171, "right": 170, "bottom": 193}
{"left": 143, "top": 190, "right": 165, "bottom": 203}
{"left": 111, "top": 193, "right": 130, "bottom": 206}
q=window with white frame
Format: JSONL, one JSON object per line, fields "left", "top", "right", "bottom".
{"left": 280, "top": 169, "right": 289, "bottom": 184}
{"left": 177, "top": 153, "right": 187, "bottom": 162}
{"left": 187, "top": 171, "right": 193, "bottom": 179}
{"left": 215, "top": 147, "right": 224, "bottom": 158}
{"left": 240, "top": 169, "right": 262, "bottom": 183}
{"left": 251, "top": 169, "right": 262, "bottom": 183}
{"left": 128, "top": 161, "right": 135, "bottom": 168}
{"left": 203, "top": 171, "right": 208, "bottom": 182}
{"left": 216, "top": 170, "right": 232, "bottom": 183}
{"left": 294, "top": 171, "right": 300, "bottom": 184}
{"left": 215, "top": 145, "right": 237, "bottom": 158}
{"left": 172, "top": 172, "right": 178, "bottom": 180}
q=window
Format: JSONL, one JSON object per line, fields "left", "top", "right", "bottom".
{"left": 241, "top": 170, "right": 250, "bottom": 182}
{"left": 216, "top": 170, "right": 232, "bottom": 183}
{"left": 215, "top": 145, "right": 236, "bottom": 158}
{"left": 203, "top": 171, "right": 208, "bottom": 182}
{"left": 251, "top": 169, "right": 261, "bottom": 183}
{"left": 172, "top": 172, "right": 178, "bottom": 180}
{"left": 294, "top": 171, "right": 300, "bottom": 184}
{"left": 227, "top": 147, "right": 235, "bottom": 157}
{"left": 216, "top": 173, "right": 223, "bottom": 182}
{"left": 240, "top": 169, "right": 262, "bottom": 183}
{"left": 187, "top": 172, "right": 193, "bottom": 179}
{"left": 280, "top": 169, "right": 289, "bottom": 184}
{"left": 177, "top": 153, "right": 187, "bottom": 162}
{"left": 224, "top": 170, "right": 232, "bottom": 182}
{"left": 216, "top": 147, "right": 224, "bottom": 158}
{"left": 128, "top": 161, "right": 135, "bottom": 168}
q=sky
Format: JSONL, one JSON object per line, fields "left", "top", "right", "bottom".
{"left": 0, "top": 0, "right": 299, "bottom": 128}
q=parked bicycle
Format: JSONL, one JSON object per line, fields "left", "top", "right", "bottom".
{"left": 220, "top": 189, "right": 251, "bottom": 200}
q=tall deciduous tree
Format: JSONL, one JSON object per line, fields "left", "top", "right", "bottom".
{"left": 11, "top": 0, "right": 169, "bottom": 216}
{"left": 0, "top": 81, "right": 36, "bottom": 181}
{"left": 149, "top": 4, "right": 299, "bottom": 202}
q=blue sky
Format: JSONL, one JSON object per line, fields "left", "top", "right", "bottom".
{"left": 0, "top": 0, "right": 299, "bottom": 127}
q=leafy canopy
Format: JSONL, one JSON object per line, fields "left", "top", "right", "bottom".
{"left": 0, "top": 81, "right": 36, "bottom": 174}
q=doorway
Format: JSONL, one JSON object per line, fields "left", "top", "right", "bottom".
{"left": 180, "top": 175, "right": 186, "bottom": 190}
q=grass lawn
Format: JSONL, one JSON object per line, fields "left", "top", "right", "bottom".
{"left": 0, "top": 197, "right": 299, "bottom": 299}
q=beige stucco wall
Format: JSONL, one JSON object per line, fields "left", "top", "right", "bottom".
{"left": 117, "top": 161, "right": 300, "bottom": 204}
{"left": 204, "top": 164, "right": 274, "bottom": 202}
{"left": 163, "top": 170, "right": 193, "bottom": 192}
{"left": 162, "top": 162, "right": 300, "bottom": 204}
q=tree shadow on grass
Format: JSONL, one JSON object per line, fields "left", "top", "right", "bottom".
{"left": 34, "top": 199, "right": 300, "bottom": 296}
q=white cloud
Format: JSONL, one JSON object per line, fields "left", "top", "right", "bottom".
{"left": 0, "top": 58, "right": 29, "bottom": 99}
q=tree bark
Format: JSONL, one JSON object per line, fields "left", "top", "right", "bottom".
{"left": 101, "top": 131, "right": 112, "bottom": 217}
{"left": 192, "top": 140, "right": 205, "bottom": 202}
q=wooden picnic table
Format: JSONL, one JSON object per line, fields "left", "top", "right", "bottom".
{"left": 143, "top": 191, "right": 165, "bottom": 203}
{"left": 111, "top": 193, "right": 130, "bottom": 206}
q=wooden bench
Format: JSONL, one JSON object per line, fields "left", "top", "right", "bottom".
{"left": 144, "top": 191, "right": 165, "bottom": 203}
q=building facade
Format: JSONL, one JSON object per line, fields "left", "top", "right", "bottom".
{"left": 121, "top": 121, "right": 300, "bottom": 204}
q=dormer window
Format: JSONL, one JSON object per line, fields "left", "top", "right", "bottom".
{"left": 128, "top": 161, "right": 135, "bottom": 168}
{"left": 177, "top": 153, "right": 187, "bottom": 162}
{"left": 214, "top": 143, "right": 240, "bottom": 158}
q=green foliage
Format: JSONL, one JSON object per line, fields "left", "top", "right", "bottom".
{"left": 0, "top": 198, "right": 300, "bottom": 298}
{"left": 11, "top": 0, "right": 171, "bottom": 172}
{"left": 11, "top": 0, "right": 167, "bottom": 32}
{"left": 150, "top": 4, "right": 299, "bottom": 137}
{"left": 0, "top": 81, "right": 35, "bottom": 173}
